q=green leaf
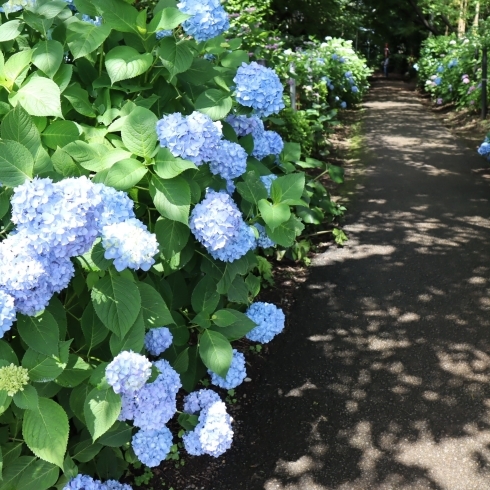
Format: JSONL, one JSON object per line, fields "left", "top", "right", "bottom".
{"left": 154, "top": 217, "right": 189, "bottom": 259}
{"left": 195, "top": 89, "right": 232, "bottom": 121}
{"left": 1, "top": 105, "right": 41, "bottom": 156}
{"left": 191, "top": 276, "right": 219, "bottom": 314}
{"left": 328, "top": 164, "right": 345, "bottom": 183}
{"left": 32, "top": 40, "right": 63, "bottom": 78}
{"left": 0, "top": 457, "right": 36, "bottom": 490}
{"left": 158, "top": 37, "right": 193, "bottom": 78}
{"left": 0, "top": 341, "right": 18, "bottom": 365}
{"left": 258, "top": 199, "right": 291, "bottom": 231}
{"left": 220, "top": 50, "right": 249, "bottom": 68}
{"left": 281, "top": 141, "right": 301, "bottom": 162}
{"left": 227, "top": 275, "right": 249, "bottom": 303}
{"left": 0, "top": 140, "right": 33, "bottom": 187}
{"left": 105, "top": 46, "right": 153, "bottom": 84}
{"left": 22, "top": 10, "right": 53, "bottom": 36}
{"left": 97, "top": 421, "right": 132, "bottom": 447}
{"left": 198, "top": 330, "right": 232, "bottom": 378}
{"left": 17, "top": 459, "right": 59, "bottom": 490}
{"left": 12, "top": 77, "right": 62, "bottom": 117}
{"left": 13, "top": 385, "right": 38, "bottom": 411}
{"left": 80, "top": 148, "right": 132, "bottom": 173}
{"left": 121, "top": 106, "right": 157, "bottom": 158}
{"left": 42, "top": 121, "right": 79, "bottom": 150}
{"left": 31, "top": 0, "right": 69, "bottom": 18}
{"left": 0, "top": 20, "right": 24, "bottom": 42}
{"left": 2, "top": 49, "right": 32, "bottom": 90}
{"left": 154, "top": 147, "right": 197, "bottom": 179}
{"left": 95, "top": 0, "right": 139, "bottom": 33}
{"left": 271, "top": 173, "right": 305, "bottom": 205}
{"left": 265, "top": 215, "right": 304, "bottom": 247}
{"left": 81, "top": 302, "right": 109, "bottom": 351}
{"left": 17, "top": 312, "right": 59, "bottom": 357}
{"left": 148, "top": 7, "right": 189, "bottom": 32}
{"left": 71, "top": 438, "right": 103, "bottom": 463}
{"left": 109, "top": 311, "right": 145, "bottom": 355}
{"left": 177, "top": 58, "right": 217, "bottom": 86}
{"left": 84, "top": 386, "right": 121, "bottom": 442}
{"left": 53, "top": 64, "right": 73, "bottom": 93}
{"left": 149, "top": 175, "right": 190, "bottom": 224}
{"left": 236, "top": 171, "right": 268, "bottom": 205}
{"left": 67, "top": 20, "right": 112, "bottom": 60}
{"left": 137, "top": 282, "right": 173, "bottom": 328}
{"left": 22, "top": 349, "right": 65, "bottom": 383}
{"left": 103, "top": 159, "right": 147, "bottom": 190}
{"left": 56, "top": 355, "right": 92, "bottom": 388}
{"left": 63, "top": 83, "right": 96, "bottom": 117}
{"left": 91, "top": 272, "right": 142, "bottom": 338}
{"left": 177, "top": 412, "right": 198, "bottom": 431}
{"left": 22, "top": 397, "right": 69, "bottom": 468}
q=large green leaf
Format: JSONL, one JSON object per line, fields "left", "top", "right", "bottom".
{"left": 105, "top": 46, "right": 153, "bottom": 84}
{"left": 0, "top": 20, "right": 24, "bottom": 42}
{"left": 137, "top": 282, "right": 173, "bottom": 328}
{"left": 81, "top": 302, "right": 109, "bottom": 351}
{"left": 17, "top": 311, "right": 59, "bottom": 358}
{"left": 91, "top": 272, "right": 141, "bottom": 338}
{"left": 121, "top": 106, "right": 157, "bottom": 158}
{"left": 191, "top": 276, "right": 219, "bottom": 314}
{"left": 1, "top": 105, "right": 41, "bottom": 156}
{"left": 0, "top": 457, "right": 36, "bottom": 490}
{"left": 32, "top": 40, "right": 63, "bottom": 78}
{"left": 154, "top": 147, "right": 197, "bottom": 179}
{"left": 67, "top": 21, "right": 112, "bottom": 60}
{"left": 22, "top": 398, "right": 69, "bottom": 468}
{"left": 95, "top": 0, "right": 139, "bottom": 33}
{"left": 195, "top": 89, "right": 232, "bottom": 121}
{"left": 84, "top": 386, "right": 121, "bottom": 442}
{"left": 271, "top": 173, "right": 305, "bottom": 205}
{"left": 0, "top": 140, "right": 33, "bottom": 187}
{"left": 154, "top": 216, "right": 189, "bottom": 258}
{"left": 236, "top": 171, "right": 268, "bottom": 205}
{"left": 103, "top": 159, "right": 147, "bottom": 190}
{"left": 198, "top": 330, "right": 232, "bottom": 378}
{"left": 211, "top": 308, "right": 257, "bottom": 340}
{"left": 12, "top": 77, "right": 62, "bottom": 117}
{"left": 158, "top": 37, "right": 193, "bottom": 78}
{"left": 149, "top": 175, "right": 190, "bottom": 224}
{"left": 13, "top": 384, "right": 38, "bottom": 411}
{"left": 63, "top": 83, "right": 96, "bottom": 117}
{"left": 17, "top": 459, "right": 59, "bottom": 490}
{"left": 55, "top": 355, "right": 92, "bottom": 388}
{"left": 258, "top": 199, "right": 291, "bottom": 231}
{"left": 265, "top": 215, "right": 304, "bottom": 247}
{"left": 2, "top": 49, "right": 32, "bottom": 90}
{"left": 22, "top": 349, "right": 66, "bottom": 383}
{"left": 97, "top": 421, "right": 132, "bottom": 447}
{"left": 42, "top": 120, "right": 79, "bottom": 150}
{"left": 109, "top": 311, "right": 145, "bottom": 355}
{"left": 148, "top": 7, "right": 189, "bottom": 32}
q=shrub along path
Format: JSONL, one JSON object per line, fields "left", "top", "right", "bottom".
{"left": 204, "top": 79, "right": 490, "bottom": 490}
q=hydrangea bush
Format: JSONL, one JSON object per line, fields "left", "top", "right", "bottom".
{"left": 0, "top": 0, "right": 359, "bottom": 487}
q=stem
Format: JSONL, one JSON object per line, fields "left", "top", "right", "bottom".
{"left": 98, "top": 48, "right": 105, "bottom": 77}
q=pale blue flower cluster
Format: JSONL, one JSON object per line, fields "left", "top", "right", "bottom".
{"left": 233, "top": 62, "right": 285, "bottom": 117}
{"left": 340, "top": 101, "right": 347, "bottom": 109}
{"left": 156, "top": 111, "right": 222, "bottom": 165}
{"left": 210, "top": 221, "right": 256, "bottom": 262}
{"left": 264, "top": 130, "right": 284, "bottom": 156}
{"left": 0, "top": 291, "right": 15, "bottom": 338}
{"left": 0, "top": 0, "right": 35, "bottom": 13}
{"left": 434, "top": 77, "right": 442, "bottom": 86}
{"left": 437, "top": 65, "right": 444, "bottom": 73}
{"left": 81, "top": 14, "right": 102, "bottom": 26}
{"left": 156, "top": 30, "right": 172, "bottom": 39}
{"left": 178, "top": 0, "right": 229, "bottom": 43}
{"left": 226, "top": 114, "right": 264, "bottom": 137}
{"left": 259, "top": 174, "right": 277, "bottom": 194}
{"left": 183, "top": 388, "right": 221, "bottom": 414}
{"left": 478, "top": 141, "right": 490, "bottom": 159}
{"left": 255, "top": 223, "right": 275, "bottom": 248}
{"left": 144, "top": 327, "right": 173, "bottom": 356}
{"left": 64, "top": 475, "right": 132, "bottom": 490}
{"left": 105, "top": 351, "right": 152, "bottom": 395}
{"left": 183, "top": 389, "right": 233, "bottom": 457}
{"left": 209, "top": 141, "right": 248, "bottom": 182}
{"left": 101, "top": 218, "right": 158, "bottom": 272}
{"left": 95, "top": 184, "right": 135, "bottom": 227}
{"left": 132, "top": 427, "right": 173, "bottom": 467}
{"left": 448, "top": 59, "right": 458, "bottom": 68}
{"left": 351, "top": 86, "right": 359, "bottom": 93}
{"left": 245, "top": 302, "right": 285, "bottom": 343}
{"left": 209, "top": 349, "right": 246, "bottom": 389}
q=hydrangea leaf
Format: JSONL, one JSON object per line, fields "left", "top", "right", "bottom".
{"left": 13, "top": 384, "right": 38, "bottom": 411}
{"left": 257, "top": 199, "right": 290, "bottom": 231}
{"left": 0, "top": 457, "right": 36, "bottom": 490}
{"left": 95, "top": 0, "right": 139, "bottom": 33}
{"left": 31, "top": 0, "right": 69, "bottom": 19}
{"left": 191, "top": 276, "right": 220, "bottom": 315}
{"left": 103, "top": 158, "right": 148, "bottom": 191}
{"left": 158, "top": 37, "right": 193, "bottom": 79}
{"left": 42, "top": 121, "right": 80, "bottom": 150}
{"left": 0, "top": 140, "right": 33, "bottom": 187}
{"left": 32, "top": 40, "right": 63, "bottom": 78}
{"left": 1, "top": 105, "right": 41, "bottom": 156}
{"left": 22, "top": 397, "right": 69, "bottom": 468}
{"left": 280, "top": 141, "right": 301, "bottom": 163}
{"left": 52, "top": 64, "right": 73, "bottom": 93}
{"left": 328, "top": 163, "right": 345, "bottom": 183}
{"left": 105, "top": 46, "right": 153, "bottom": 84}
{"left": 17, "top": 312, "right": 59, "bottom": 358}
{"left": 83, "top": 386, "right": 122, "bottom": 442}
{"left": 220, "top": 50, "right": 249, "bottom": 69}
{"left": 81, "top": 302, "right": 109, "bottom": 352}
{"left": 149, "top": 175, "right": 191, "bottom": 225}
{"left": 199, "top": 330, "right": 232, "bottom": 378}
{"left": 91, "top": 273, "right": 142, "bottom": 339}
{"left": 71, "top": 438, "right": 103, "bottom": 463}
{"left": 270, "top": 173, "right": 305, "bottom": 205}
{"left": 155, "top": 216, "right": 190, "bottom": 259}
{"left": 11, "top": 77, "right": 62, "bottom": 118}
{"left": 0, "top": 20, "right": 24, "bottom": 43}
{"left": 195, "top": 89, "right": 233, "bottom": 121}
{"left": 121, "top": 106, "right": 157, "bottom": 158}
{"left": 265, "top": 216, "right": 305, "bottom": 248}
{"left": 2, "top": 49, "right": 32, "bottom": 90}
{"left": 148, "top": 7, "right": 190, "bottom": 33}
{"left": 22, "top": 349, "right": 66, "bottom": 383}
{"left": 63, "top": 83, "right": 96, "bottom": 117}
{"left": 97, "top": 421, "right": 132, "bottom": 447}
{"left": 67, "top": 21, "right": 112, "bottom": 60}
{"left": 154, "top": 148, "right": 197, "bottom": 179}
{"left": 137, "top": 282, "right": 174, "bottom": 327}
{"left": 109, "top": 311, "right": 145, "bottom": 356}
{"left": 73, "top": 0, "right": 98, "bottom": 16}
{"left": 22, "top": 11, "right": 53, "bottom": 36}
{"left": 55, "top": 355, "right": 92, "bottom": 388}
{"left": 236, "top": 171, "right": 268, "bottom": 205}
{"left": 211, "top": 309, "right": 256, "bottom": 341}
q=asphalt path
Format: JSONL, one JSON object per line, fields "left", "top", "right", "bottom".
{"left": 210, "top": 79, "right": 490, "bottom": 490}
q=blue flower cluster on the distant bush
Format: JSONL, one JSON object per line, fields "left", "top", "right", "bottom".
{"left": 448, "top": 59, "right": 458, "bottom": 68}
{"left": 144, "top": 327, "right": 173, "bottom": 356}
{"left": 259, "top": 174, "right": 277, "bottom": 194}
{"left": 233, "top": 62, "right": 285, "bottom": 117}
{"left": 101, "top": 218, "right": 158, "bottom": 272}
{"left": 81, "top": 14, "right": 102, "bottom": 26}
{"left": 209, "top": 140, "right": 247, "bottom": 181}
{"left": 156, "top": 111, "right": 222, "bottom": 165}
{"left": 255, "top": 223, "right": 275, "bottom": 248}
{"left": 182, "top": 389, "right": 233, "bottom": 457}
{"left": 131, "top": 427, "right": 173, "bottom": 467}
{"left": 178, "top": 0, "right": 229, "bottom": 42}
{"left": 209, "top": 349, "right": 246, "bottom": 389}
{"left": 106, "top": 351, "right": 152, "bottom": 395}
{"left": 156, "top": 30, "right": 172, "bottom": 39}
{"left": 64, "top": 474, "right": 132, "bottom": 490}
{"left": 245, "top": 302, "right": 285, "bottom": 343}
{"left": 478, "top": 140, "right": 490, "bottom": 159}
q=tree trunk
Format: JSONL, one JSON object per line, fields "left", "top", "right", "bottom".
{"left": 473, "top": 1, "right": 480, "bottom": 28}
{"left": 406, "top": 0, "right": 439, "bottom": 35}
{"left": 458, "top": 0, "right": 468, "bottom": 36}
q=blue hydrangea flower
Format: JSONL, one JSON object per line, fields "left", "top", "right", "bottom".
{"left": 245, "top": 302, "right": 285, "bottom": 343}
{"left": 209, "top": 141, "right": 247, "bottom": 181}
{"left": 233, "top": 62, "right": 285, "bottom": 117}
{"left": 178, "top": 0, "right": 229, "bottom": 42}
{"left": 144, "top": 327, "right": 173, "bottom": 356}
{"left": 132, "top": 427, "right": 173, "bottom": 467}
{"left": 478, "top": 141, "right": 490, "bottom": 158}
{"left": 101, "top": 218, "right": 158, "bottom": 272}
{"left": 209, "top": 349, "right": 246, "bottom": 389}
{"left": 64, "top": 0, "right": 75, "bottom": 11}
{"left": 183, "top": 389, "right": 221, "bottom": 414}
{"left": 339, "top": 56, "right": 346, "bottom": 63}
{"left": 103, "top": 481, "right": 132, "bottom": 490}
{"left": 0, "top": 0, "right": 35, "bottom": 13}
{"left": 105, "top": 351, "right": 152, "bottom": 395}
{"left": 203, "top": 53, "right": 216, "bottom": 61}
{"left": 156, "top": 30, "right": 172, "bottom": 39}
{"left": 182, "top": 395, "right": 233, "bottom": 457}
{"left": 265, "top": 131, "right": 284, "bottom": 156}
{"left": 434, "top": 77, "right": 442, "bottom": 86}
{"left": 255, "top": 223, "right": 275, "bottom": 248}
{"left": 208, "top": 221, "right": 256, "bottom": 262}
{"left": 95, "top": 184, "right": 135, "bottom": 228}
{"left": 156, "top": 111, "right": 222, "bottom": 165}
{"left": 259, "top": 174, "right": 277, "bottom": 194}
{"left": 448, "top": 59, "right": 458, "bottom": 68}
{"left": 81, "top": 14, "right": 102, "bottom": 26}
{"left": 63, "top": 474, "right": 99, "bottom": 490}
{"left": 331, "top": 53, "right": 339, "bottom": 61}
{"left": 351, "top": 86, "right": 359, "bottom": 93}
{"left": 225, "top": 114, "right": 264, "bottom": 137}
{"left": 437, "top": 65, "right": 444, "bottom": 73}
{"left": 340, "top": 101, "right": 347, "bottom": 109}
{"left": 0, "top": 290, "right": 15, "bottom": 338}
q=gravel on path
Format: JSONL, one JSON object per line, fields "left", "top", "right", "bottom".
{"left": 207, "top": 79, "right": 490, "bottom": 490}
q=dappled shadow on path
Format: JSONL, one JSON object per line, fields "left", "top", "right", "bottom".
{"left": 211, "top": 81, "right": 490, "bottom": 490}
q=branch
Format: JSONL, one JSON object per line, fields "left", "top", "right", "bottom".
{"left": 406, "top": 0, "right": 440, "bottom": 35}
{"left": 439, "top": 13, "right": 456, "bottom": 33}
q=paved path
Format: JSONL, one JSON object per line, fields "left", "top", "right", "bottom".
{"left": 210, "top": 80, "right": 490, "bottom": 490}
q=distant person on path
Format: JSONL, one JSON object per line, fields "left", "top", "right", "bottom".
{"left": 384, "top": 43, "right": 390, "bottom": 78}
